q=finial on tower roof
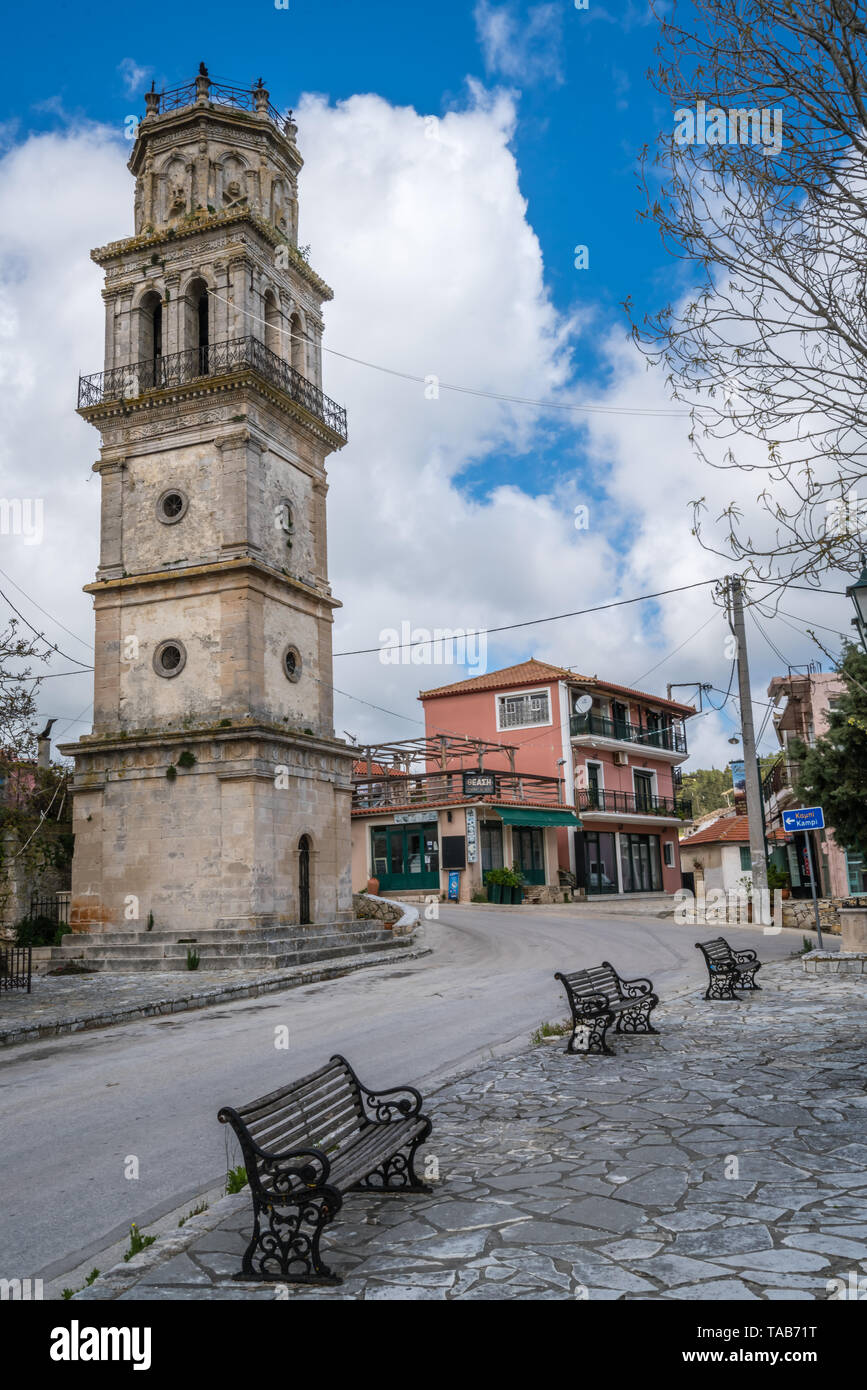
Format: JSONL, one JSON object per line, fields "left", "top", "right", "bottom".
{"left": 199, "top": 61, "right": 209, "bottom": 76}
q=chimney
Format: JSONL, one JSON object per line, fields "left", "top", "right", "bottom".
{"left": 36, "top": 719, "right": 56, "bottom": 770}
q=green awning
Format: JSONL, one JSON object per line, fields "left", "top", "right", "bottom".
{"left": 495, "top": 807, "right": 581, "bottom": 829}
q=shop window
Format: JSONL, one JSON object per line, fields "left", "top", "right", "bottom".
{"left": 846, "top": 851, "right": 867, "bottom": 894}
{"left": 480, "top": 820, "right": 504, "bottom": 873}
{"left": 619, "top": 833, "right": 662, "bottom": 892}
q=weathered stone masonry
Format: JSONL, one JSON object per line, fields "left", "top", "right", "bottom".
{"left": 59, "top": 72, "right": 354, "bottom": 936}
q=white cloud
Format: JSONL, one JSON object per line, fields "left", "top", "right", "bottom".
{"left": 474, "top": 1, "right": 564, "bottom": 85}
{"left": 118, "top": 59, "right": 153, "bottom": 97}
{"left": 0, "top": 86, "right": 849, "bottom": 774}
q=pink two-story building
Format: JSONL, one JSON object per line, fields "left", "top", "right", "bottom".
{"left": 419, "top": 659, "right": 696, "bottom": 897}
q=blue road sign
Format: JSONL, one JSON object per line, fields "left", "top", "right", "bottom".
{"left": 782, "top": 807, "right": 825, "bottom": 832}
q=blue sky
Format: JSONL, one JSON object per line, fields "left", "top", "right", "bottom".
{"left": 0, "top": 0, "right": 854, "bottom": 764}
{"left": 3, "top": 0, "right": 677, "bottom": 365}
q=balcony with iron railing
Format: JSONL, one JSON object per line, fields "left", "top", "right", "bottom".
{"left": 569, "top": 711, "right": 688, "bottom": 756}
{"left": 77, "top": 337, "right": 348, "bottom": 441}
{"left": 352, "top": 768, "right": 565, "bottom": 811}
{"left": 762, "top": 758, "right": 803, "bottom": 802}
{"left": 576, "top": 788, "right": 693, "bottom": 820}
{"left": 147, "top": 76, "right": 288, "bottom": 129}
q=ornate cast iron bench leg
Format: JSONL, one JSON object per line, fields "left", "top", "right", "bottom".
{"left": 235, "top": 1188, "right": 343, "bottom": 1286}
{"left": 705, "top": 965, "right": 738, "bottom": 1001}
{"left": 615, "top": 996, "right": 659, "bottom": 1034}
{"left": 567, "top": 1010, "right": 614, "bottom": 1056}
{"left": 734, "top": 959, "right": 762, "bottom": 990}
{"left": 349, "top": 1123, "right": 434, "bottom": 1194}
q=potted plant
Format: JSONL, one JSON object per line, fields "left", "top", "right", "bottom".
{"left": 485, "top": 868, "right": 504, "bottom": 903}
{"left": 766, "top": 862, "right": 791, "bottom": 899}
{"left": 501, "top": 866, "right": 525, "bottom": 904}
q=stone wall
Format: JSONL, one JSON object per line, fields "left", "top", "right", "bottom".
{"left": 0, "top": 828, "right": 72, "bottom": 938}
{"left": 523, "top": 883, "right": 571, "bottom": 905}
{"left": 779, "top": 895, "right": 867, "bottom": 934}
{"left": 353, "top": 892, "right": 402, "bottom": 925}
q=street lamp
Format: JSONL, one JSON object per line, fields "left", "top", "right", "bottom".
{"left": 846, "top": 554, "right": 867, "bottom": 652}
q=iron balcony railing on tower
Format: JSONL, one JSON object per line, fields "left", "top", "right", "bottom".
{"left": 77, "top": 336, "right": 348, "bottom": 442}
{"left": 152, "top": 78, "right": 286, "bottom": 127}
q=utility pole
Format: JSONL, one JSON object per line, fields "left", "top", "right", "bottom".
{"left": 726, "top": 576, "right": 769, "bottom": 908}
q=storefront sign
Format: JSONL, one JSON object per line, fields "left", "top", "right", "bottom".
{"left": 463, "top": 771, "right": 496, "bottom": 796}
{"left": 448, "top": 870, "right": 461, "bottom": 901}
{"left": 393, "top": 811, "right": 433, "bottom": 824}
{"left": 466, "top": 808, "right": 478, "bottom": 863}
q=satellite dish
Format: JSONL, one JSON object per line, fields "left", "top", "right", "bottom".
{"left": 574, "top": 694, "right": 593, "bottom": 715}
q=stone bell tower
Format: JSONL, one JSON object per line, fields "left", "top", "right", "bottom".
{"left": 60, "top": 67, "right": 354, "bottom": 939}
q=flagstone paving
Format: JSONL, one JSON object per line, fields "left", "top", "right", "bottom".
{"left": 74, "top": 962, "right": 867, "bottom": 1301}
{"left": 0, "top": 940, "right": 428, "bottom": 1047}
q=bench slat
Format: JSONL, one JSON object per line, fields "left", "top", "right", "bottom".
{"left": 247, "top": 1086, "right": 362, "bottom": 1141}
{"left": 234, "top": 1058, "right": 350, "bottom": 1120}
{"left": 252, "top": 1106, "right": 365, "bottom": 1159}
{"left": 237, "top": 1063, "right": 358, "bottom": 1125}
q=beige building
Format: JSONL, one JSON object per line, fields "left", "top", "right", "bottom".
{"left": 350, "top": 737, "right": 579, "bottom": 904}
{"left": 59, "top": 70, "right": 355, "bottom": 937}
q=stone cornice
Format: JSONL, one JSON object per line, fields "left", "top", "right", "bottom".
{"left": 77, "top": 369, "right": 347, "bottom": 453}
{"left": 90, "top": 209, "right": 332, "bottom": 301}
{"left": 58, "top": 721, "right": 356, "bottom": 764}
{"left": 83, "top": 553, "right": 342, "bottom": 611}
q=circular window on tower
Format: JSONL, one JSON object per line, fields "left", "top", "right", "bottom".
{"left": 153, "top": 639, "right": 187, "bottom": 678}
{"left": 283, "top": 645, "right": 302, "bottom": 683}
{"left": 156, "top": 488, "right": 189, "bottom": 525}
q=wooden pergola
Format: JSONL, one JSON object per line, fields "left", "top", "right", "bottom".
{"left": 353, "top": 734, "right": 520, "bottom": 779}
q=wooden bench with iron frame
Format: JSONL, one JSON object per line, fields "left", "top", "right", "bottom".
{"left": 554, "top": 961, "right": 659, "bottom": 1055}
{"left": 218, "top": 1053, "right": 432, "bottom": 1285}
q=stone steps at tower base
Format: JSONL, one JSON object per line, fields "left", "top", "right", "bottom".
{"left": 49, "top": 919, "right": 412, "bottom": 974}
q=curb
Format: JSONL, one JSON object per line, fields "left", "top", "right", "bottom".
{"left": 0, "top": 936, "right": 430, "bottom": 1050}
{"left": 69, "top": 1194, "right": 250, "bottom": 1301}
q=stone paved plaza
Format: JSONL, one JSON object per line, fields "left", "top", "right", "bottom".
{"left": 0, "top": 940, "right": 427, "bottom": 1048}
{"left": 75, "top": 960, "right": 867, "bottom": 1302}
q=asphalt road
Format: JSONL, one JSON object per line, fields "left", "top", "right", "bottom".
{"left": 0, "top": 907, "right": 814, "bottom": 1284}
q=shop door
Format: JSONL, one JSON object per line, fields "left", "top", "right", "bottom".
{"left": 371, "top": 824, "right": 439, "bottom": 891}
{"left": 512, "top": 826, "right": 545, "bottom": 884}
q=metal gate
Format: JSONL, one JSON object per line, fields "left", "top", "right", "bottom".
{"left": 299, "top": 836, "right": 311, "bottom": 925}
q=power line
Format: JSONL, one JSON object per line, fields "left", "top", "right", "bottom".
{"left": 333, "top": 577, "right": 721, "bottom": 658}
{"left": 704, "top": 659, "right": 736, "bottom": 711}
{"left": 0, "top": 585, "right": 94, "bottom": 670}
{"left": 0, "top": 567, "right": 93, "bottom": 653}
{"left": 749, "top": 607, "right": 791, "bottom": 669}
{"left": 629, "top": 612, "right": 719, "bottom": 687}
{"left": 204, "top": 284, "right": 693, "bottom": 419}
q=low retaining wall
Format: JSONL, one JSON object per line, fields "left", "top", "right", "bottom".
{"left": 353, "top": 892, "right": 419, "bottom": 936}
{"left": 802, "top": 949, "right": 867, "bottom": 976}
{"left": 781, "top": 898, "right": 842, "bottom": 933}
